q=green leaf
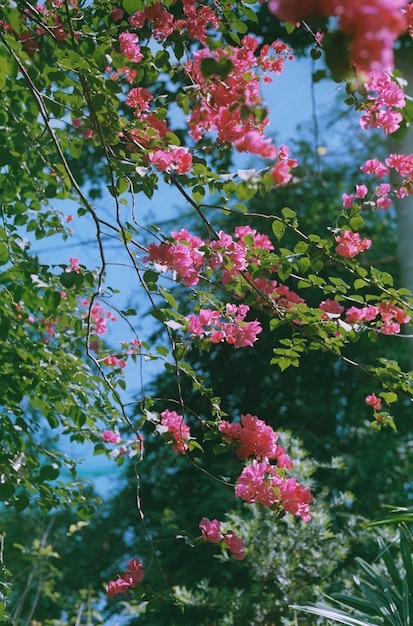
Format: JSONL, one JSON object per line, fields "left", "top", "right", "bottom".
{"left": 281, "top": 206, "right": 296, "bottom": 220}
{"left": 285, "top": 21, "right": 296, "bottom": 34}
{"left": 39, "top": 465, "right": 60, "bottom": 481}
{"left": 272, "top": 220, "right": 285, "bottom": 240}
{"left": 379, "top": 392, "right": 398, "bottom": 404}
{"left": 350, "top": 216, "right": 364, "bottom": 231}
{"left": 0, "top": 242, "right": 9, "bottom": 265}
{"left": 292, "top": 604, "right": 380, "bottom": 626}
{"left": 116, "top": 176, "right": 129, "bottom": 194}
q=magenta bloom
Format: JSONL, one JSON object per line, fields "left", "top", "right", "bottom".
{"left": 268, "top": 0, "right": 407, "bottom": 73}
{"left": 124, "top": 559, "right": 145, "bottom": 586}
{"left": 235, "top": 459, "right": 312, "bottom": 521}
{"left": 119, "top": 32, "right": 143, "bottom": 63}
{"left": 106, "top": 577, "right": 131, "bottom": 599}
{"left": 335, "top": 230, "right": 372, "bottom": 258}
{"left": 365, "top": 393, "right": 382, "bottom": 411}
{"left": 224, "top": 532, "right": 245, "bottom": 560}
{"left": 106, "top": 558, "right": 145, "bottom": 599}
{"left": 160, "top": 409, "right": 191, "bottom": 454}
{"left": 199, "top": 517, "right": 223, "bottom": 543}
{"left": 218, "top": 414, "right": 293, "bottom": 468}
{"left": 102, "top": 430, "right": 121, "bottom": 444}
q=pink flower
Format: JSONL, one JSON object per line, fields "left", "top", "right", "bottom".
{"left": 355, "top": 184, "right": 368, "bottom": 198}
{"left": 188, "top": 305, "right": 262, "bottom": 349}
{"left": 224, "top": 532, "right": 245, "bottom": 560}
{"left": 342, "top": 193, "right": 355, "bottom": 208}
{"left": 365, "top": 393, "right": 382, "bottom": 411}
{"left": 102, "top": 355, "right": 127, "bottom": 368}
{"left": 144, "top": 229, "right": 204, "bottom": 286}
{"left": 235, "top": 459, "right": 312, "bottom": 520}
{"left": 66, "top": 257, "right": 81, "bottom": 273}
{"left": 345, "top": 305, "right": 379, "bottom": 324}
{"left": 102, "top": 430, "right": 121, "bottom": 444}
{"left": 270, "top": 159, "right": 292, "bottom": 185}
{"left": 234, "top": 130, "right": 277, "bottom": 159}
{"left": 125, "top": 86, "right": 153, "bottom": 114}
{"left": 377, "top": 196, "right": 392, "bottom": 210}
{"left": 361, "top": 158, "right": 389, "bottom": 178}
{"left": 185, "top": 37, "right": 291, "bottom": 144}
{"left": 107, "top": 577, "right": 131, "bottom": 599}
{"left": 359, "top": 71, "right": 406, "bottom": 134}
{"left": 125, "top": 558, "right": 145, "bottom": 586}
{"left": 319, "top": 299, "right": 345, "bottom": 315}
{"left": 111, "top": 7, "right": 124, "bottom": 21}
{"left": 119, "top": 32, "right": 143, "bottom": 63}
{"left": 268, "top": 0, "right": 407, "bottom": 73}
{"left": 149, "top": 149, "right": 174, "bottom": 171}
{"left": 106, "top": 558, "right": 145, "bottom": 599}
{"left": 149, "top": 147, "right": 192, "bottom": 175}
{"left": 160, "top": 409, "right": 191, "bottom": 454}
{"left": 335, "top": 230, "right": 372, "bottom": 258}
{"left": 218, "top": 414, "right": 286, "bottom": 461}
{"left": 199, "top": 517, "right": 223, "bottom": 543}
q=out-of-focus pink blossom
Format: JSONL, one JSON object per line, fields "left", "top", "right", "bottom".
{"left": 102, "top": 430, "right": 121, "bottom": 444}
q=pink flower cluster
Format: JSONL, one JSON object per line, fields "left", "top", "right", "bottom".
{"left": 359, "top": 71, "right": 405, "bottom": 134}
{"left": 218, "top": 414, "right": 293, "bottom": 464}
{"left": 7, "top": 0, "right": 75, "bottom": 55}
{"left": 267, "top": 0, "right": 408, "bottom": 73}
{"left": 80, "top": 300, "right": 117, "bottom": 337}
{"left": 66, "top": 257, "right": 81, "bottom": 273}
{"left": 144, "top": 226, "right": 305, "bottom": 324}
{"left": 184, "top": 36, "right": 292, "bottom": 147}
{"left": 125, "top": 86, "right": 153, "bottom": 116}
{"left": 160, "top": 409, "right": 191, "bottom": 454}
{"left": 118, "top": 76, "right": 172, "bottom": 152}
{"left": 319, "top": 299, "right": 410, "bottom": 335}
{"left": 342, "top": 181, "right": 392, "bottom": 211}
{"left": 345, "top": 302, "right": 410, "bottom": 334}
{"left": 235, "top": 459, "right": 312, "bottom": 521}
{"left": 218, "top": 414, "right": 312, "bottom": 521}
{"left": 319, "top": 299, "right": 345, "bottom": 317}
{"left": 101, "top": 429, "right": 144, "bottom": 460}
{"left": 106, "top": 558, "right": 145, "bottom": 599}
{"left": 405, "top": 2, "right": 413, "bottom": 35}
{"left": 119, "top": 31, "right": 143, "bottom": 63}
{"left": 149, "top": 147, "right": 193, "bottom": 175}
{"left": 102, "top": 354, "right": 127, "bottom": 368}
{"left": 335, "top": 229, "right": 372, "bottom": 258}
{"left": 128, "top": 0, "right": 220, "bottom": 45}
{"left": 188, "top": 304, "right": 262, "bottom": 348}
{"left": 199, "top": 517, "right": 245, "bottom": 560}
{"left": 145, "top": 228, "right": 204, "bottom": 286}
{"left": 361, "top": 153, "right": 413, "bottom": 201}
{"left": 235, "top": 130, "right": 277, "bottom": 159}
{"left": 270, "top": 145, "right": 298, "bottom": 185}
{"left": 145, "top": 226, "right": 274, "bottom": 288}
